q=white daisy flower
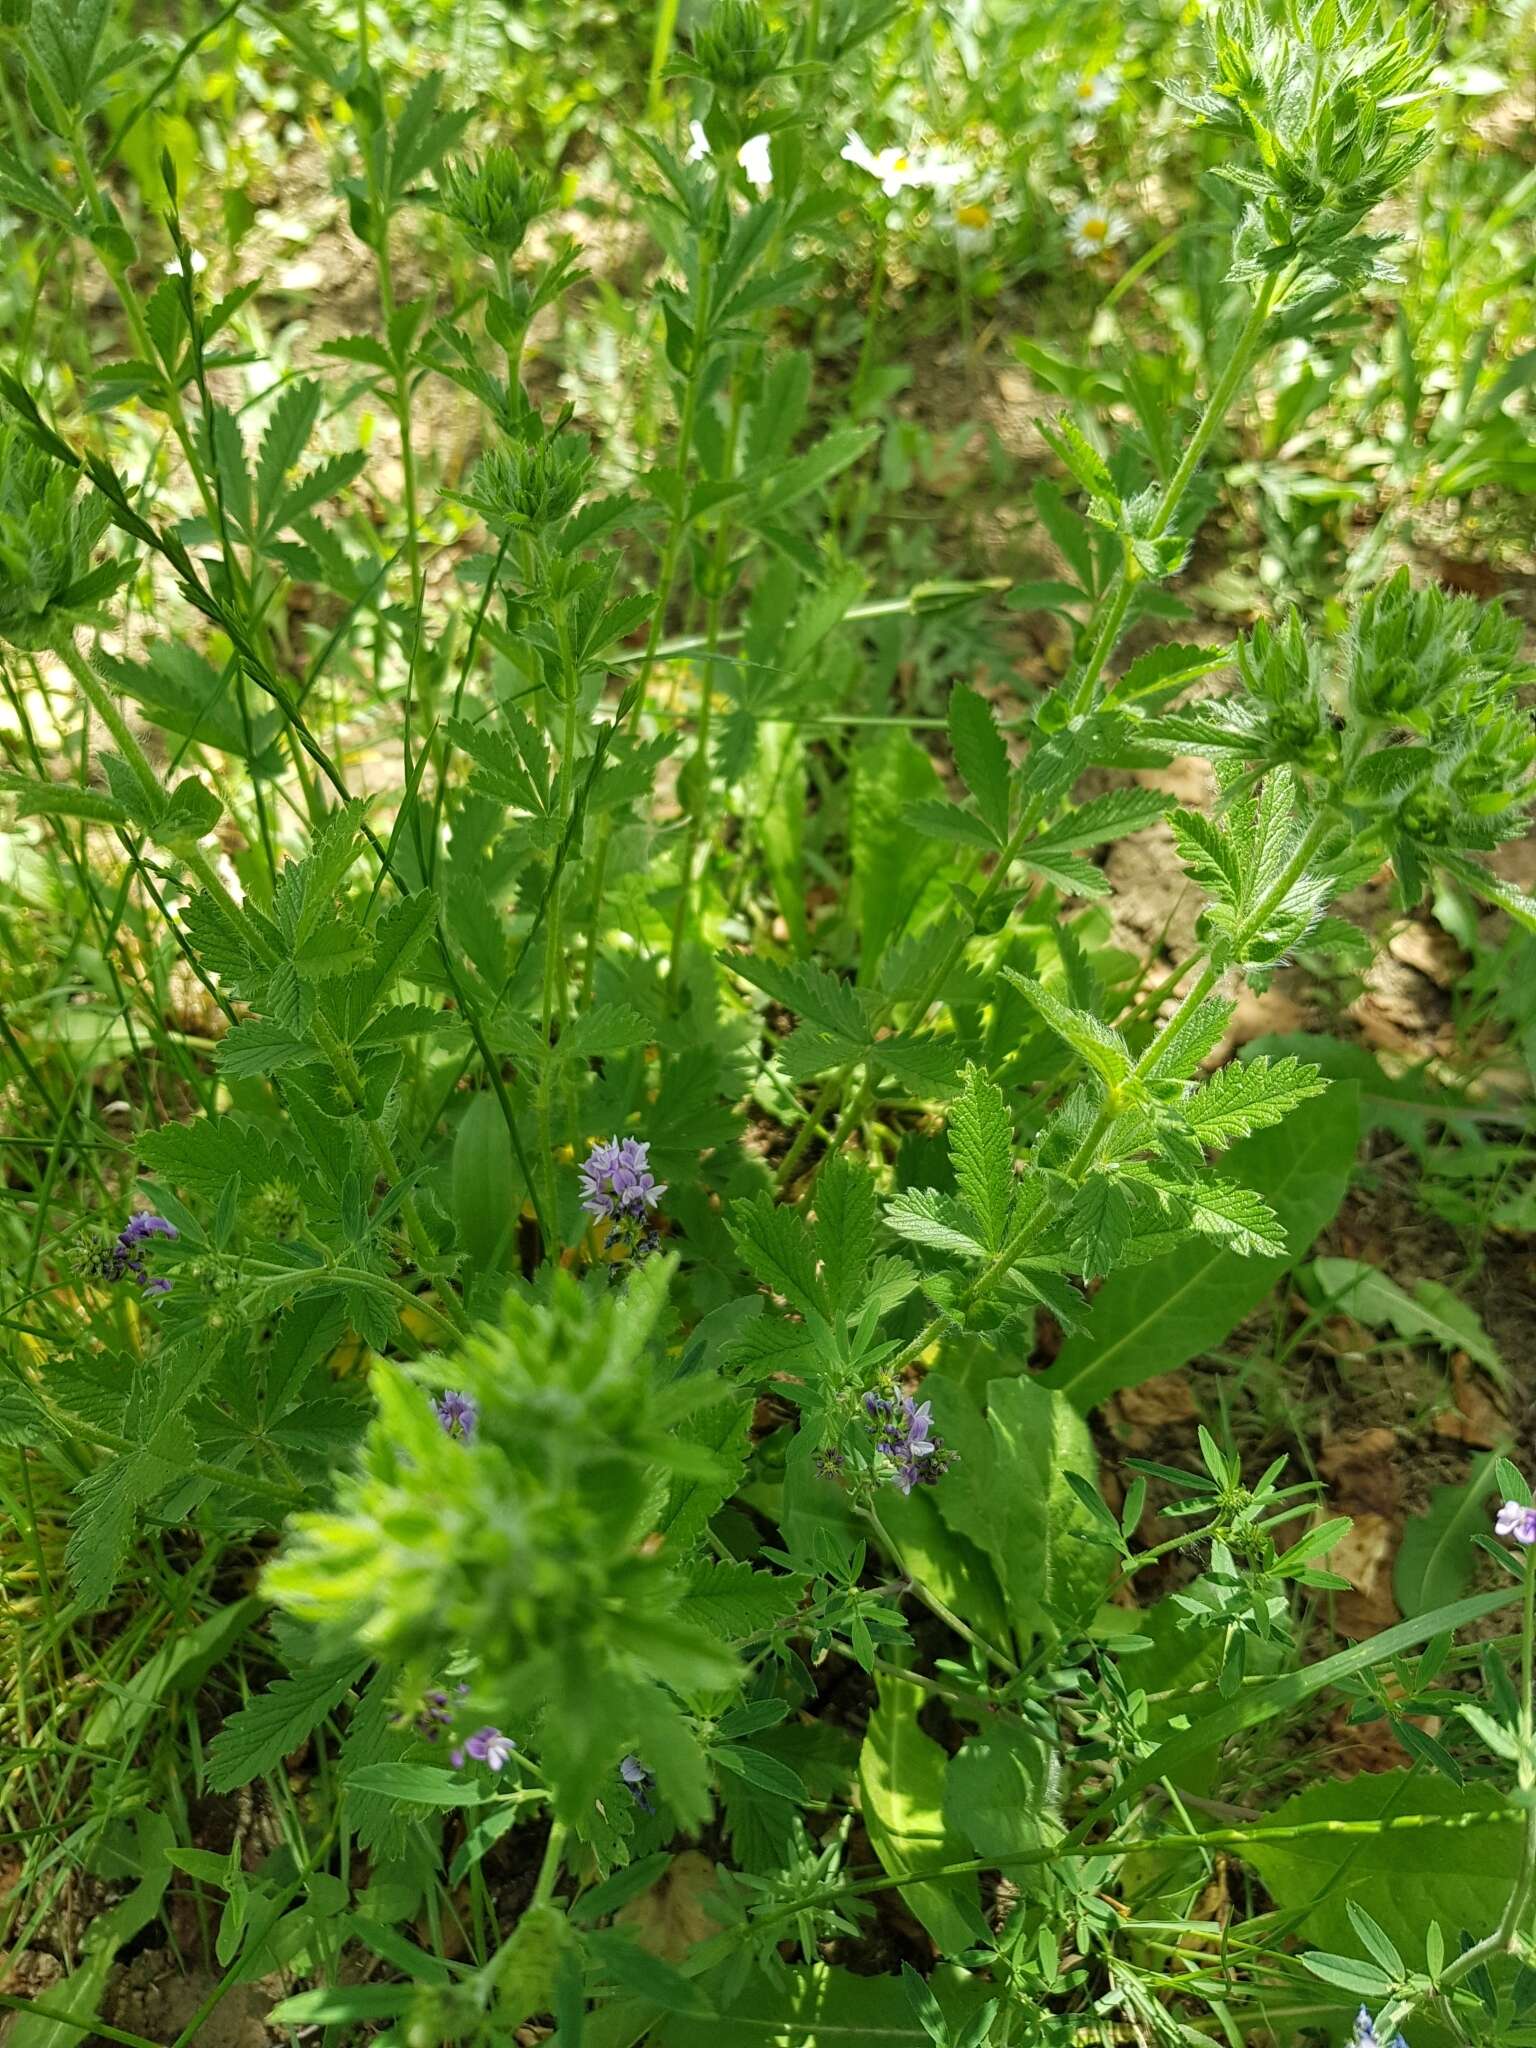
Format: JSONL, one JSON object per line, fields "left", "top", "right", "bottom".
{"left": 1067, "top": 201, "right": 1128, "bottom": 258}
{"left": 1069, "top": 66, "right": 1122, "bottom": 115}
{"left": 685, "top": 119, "right": 711, "bottom": 164}
{"left": 946, "top": 195, "right": 998, "bottom": 254}
{"left": 841, "top": 129, "right": 923, "bottom": 197}
{"left": 736, "top": 131, "right": 773, "bottom": 195}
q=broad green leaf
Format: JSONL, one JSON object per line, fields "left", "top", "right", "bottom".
{"left": 927, "top": 1374, "right": 1109, "bottom": 1639}
{"left": 1044, "top": 1087, "right": 1360, "bottom": 1410}
{"left": 452, "top": 1090, "right": 520, "bottom": 1279}
{"left": 857, "top": 1676, "right": 985, "bottom": 1955}
{"left": 1394, "top": 1454, "right": 1502, "bottom": 1618}
{"left": 1239, "top": 1770, "right": 1522, "bottom": 1962}
{"left": 945, "top": 1723, "right": 1061, "bottom": 1892}
{"left": 654, "top": 1965, "right": 992, "bottom": 2047}
{"left": 1309, "top": 1256, "right": 1506, "bottom": 1384}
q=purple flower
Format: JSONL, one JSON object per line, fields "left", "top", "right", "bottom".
{"left": 1350, "top": 2009, "right": 1407, "bottom": 2048}
{"left": 82, "top": 1212, "right": 178, "bottom": 1300}
{"left": 619, "top": 1754, "right": 654, "bottom": 1813}
{"left": 450, "top": 1725, "right": 515, "bottom": 1771}
{"left": 434, "top": 1389, "right": 478, "bottom": 1442}
{"left": 579, "top": 1137, "right": 666, "bottom": 1222}
{"left": 119, "top": 1213, "right": 178, "bottom": 1248}
{"left": 392, "top": 1681, "right": 470, "bottom": 1742}
{"left": 1496, "top": 1500, "right": 1536, "bottom": 1547}
{"left": 862, "top": 1387, "right": 952, "bottom": 1495}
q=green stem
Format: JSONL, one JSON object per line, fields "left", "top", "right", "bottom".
{"left": 1068, "top": 266, "right": 1284, "bottom": 717}
{"left": 540, "top": 657, "right": 580, "bottom": 1237}
{"left": 866, "top": 1507, "right": 1019, "bottom": 1677}
{"left": 580, "top": 185, "right": 724, "bottom": 1006}
{"left": 53, "top": 639, "right": 162, "bottom": 820}
{"left": 646, "top": 0, "right": 680, "bottom": 121}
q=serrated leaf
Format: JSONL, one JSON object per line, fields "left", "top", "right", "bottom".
{"left": 255, "top": 379, "right": 323, "bottom": 526}
{"left": 206, "top": 1658, "right": 364, "bottom": 1793}
{"left": 1044, "top": 1089, "right": 1360, "bottom": 1410}
{"left": 1180, "top": 1175, "right": 1287, "bottom": 1258}
{"left": 727, "top": 1194, "right": 826, "bottom": 1320}
{"left": 812, "top": 1154, "right": 876, "bottom": 1317}
{"left": 1170, "top": 807, "right": 1244, "bottom": 903}
{"left": 883, "top": 1189, "right": 987, "bottom": 1260}
{"left": 674, "top": 1560, "right": 803, "bottom": 1641}
{"left": 1000, "top": 968, "right": 1133, "bottom": 1091}
{"left": 1183, "top": 1056, "right": 1328, "bottom": 1146}
{"left": 1025, "top": 786, "right": 1167, "bottom": 858}
{"left": 724, "top": 952, "right": 868, "bottom": 1044}
{"left": 948, "top": 685, "right": 1010, "bottom": 843}
{"left": 946, "top": 1064, "right": 1015, "bottom": 1254}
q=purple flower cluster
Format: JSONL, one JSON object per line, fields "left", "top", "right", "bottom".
{"left": 863, "top": 1388, "right": 953, "bottom": 1496}
{"left": 83, "top": 1212, "right": 177, "bottom": 1299}
{"left": 450, "top": 1725, "right": 515, "bottom": 1772}
{"left": 1351, "top": 2008, "right": 1407, "bottom": 2048}
{"left": 619, "top": 1753, "right": 654, "bottom": 1813}
{"left": 434, "top": 1389, "right": 478, "bottom": 1442}
{"left": 394, "top": 1683, "right": 468, "bottom": 1742}
{"left": 579, "top": 1137, "right": 666, "bottom": 1221}
{"left": 1496, "top": 1500, "right": 1536, "bottom": 1547}
{"left": 579, "top": 1136, "right": 665, "bottom": 1268}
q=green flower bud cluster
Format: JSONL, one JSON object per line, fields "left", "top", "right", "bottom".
{"left": 460, "top": 431, "right": 594, "bottom": 537}
{"left": 266, "top": 1263, "right": 741, "bottom": 1824}
{"left": 1178, "top": 0, "right": 1436, "bottom": 288}
{"left": 681, "top": 0, "right": 790, "bottom": 95}
{"left": 434, "top": 148, "right": 547, "bottom": 259}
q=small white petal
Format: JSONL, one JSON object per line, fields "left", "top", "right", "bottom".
{"left": 685, "top": 119, "right": 711, "bottom": 164}
{"left": 737, "top": 132, "right": 773, "bottom": 194}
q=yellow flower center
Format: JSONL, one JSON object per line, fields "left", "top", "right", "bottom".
{"left": 1082, "top": 216, "right": 1109, "bottom": 241}
{"left": 1076, "top": 78, "right": 1097, "bottom": 98}
{"left": 892, "top": 153, "right": 910, "bottom": 171}
{"left": 956, "top": 203, "right": 991, "bottom": 229}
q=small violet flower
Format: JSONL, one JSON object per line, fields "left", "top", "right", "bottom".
{"left": 863, "top": 1388, "right": 954, "bottom": 1496}
{"left": 580, "top": 1136, "right": 666, "bottom": 1221}
{"left": 434, "top": 1389, "right": 478, "bottom": 1443}
{"left": 1496, "top": 1500, "right": 1536, "bottom": 1547}
{"left": 83, "top": 1212, "right": 178, "bottom": 1301}
{"left": 619, "top": 1754, "right": 654, "bottom": 1813}
{"left": 392, "top": 1682, "right": 470, "bottom": 1743}
{"left": 450, "top": 1725, "right": 515, "bottom": 1772}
